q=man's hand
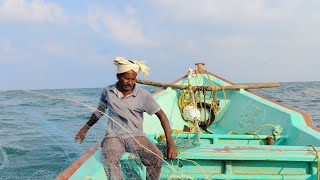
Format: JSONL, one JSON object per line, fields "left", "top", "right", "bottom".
{"left": 165, "top": 142, "right": 178, "bottom": 159}
{"left": 155, "top": 109, "right": 179, "bottom": 159}
{"left": 75, "top": 126, "right": 89, "bottom": 144}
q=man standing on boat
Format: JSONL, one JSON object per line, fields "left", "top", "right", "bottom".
{"left": 75, "top": 57, "right": 178, "bottom": 180}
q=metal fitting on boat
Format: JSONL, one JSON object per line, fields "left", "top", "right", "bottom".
{"left": 266, "top": 136, "right": 273, "bottom": 145}
{"left": 178, "top": 161, "right": 183, "bottom": 168}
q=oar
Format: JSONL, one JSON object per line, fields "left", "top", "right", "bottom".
{"left": 136, "top": 79, "right": 280, "bottom": 90}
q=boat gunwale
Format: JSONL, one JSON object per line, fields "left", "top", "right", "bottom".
{"left": 55, "top": 142, "right": 101, "bottom": 180}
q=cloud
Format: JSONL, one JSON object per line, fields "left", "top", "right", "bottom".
{"left": 0, "top": 0, "right": 67, "bottom": 24}
{"left": 152, "top": 0, "right": 301, "bottom": 25}
{"left": 216, "top": 35, "right": 255, "bottom": 49}
{"left": 150, "top": 0, "right": 320, "bottom": 59}
{"left": 0, "top": 40, "right": 13, "bottom": 63}
{"left": 41, "top": 42, "right": 69, "bottom": 56}
{"left": 0, "top": 40, "right": 15, "bottom": 55}
{"left": 87, "top": 6, "right": 153, "bottom": 47}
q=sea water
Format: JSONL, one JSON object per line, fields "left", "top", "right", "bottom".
{"left": 0, "top": 82, "right": 319, "bottom": 179}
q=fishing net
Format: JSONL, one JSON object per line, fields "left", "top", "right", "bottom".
{"left": 99, "top": 136, "right": 201, "bottom": 180}
{"left": 101, "top": 136, "right": 163, "bottom": 179}
{"left": 156, "top": 138, "right": 201, "bottom": 156}
{"left": 0, "top": 89, "right": 107, "bottom": 180}
{"left": 0, "top": 87, "right": 209, "bottom": 180}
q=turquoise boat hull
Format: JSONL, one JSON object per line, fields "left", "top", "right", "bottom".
{"left": 57, "top": 65, "right": 320, "bottom": 180}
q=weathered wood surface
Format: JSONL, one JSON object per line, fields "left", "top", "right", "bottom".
{"left": 136, "top": 78, "right": 280, "bottom": 90}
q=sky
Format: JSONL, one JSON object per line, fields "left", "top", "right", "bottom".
{"left": 0, "top": 0, "right": 320, "bottom": 90}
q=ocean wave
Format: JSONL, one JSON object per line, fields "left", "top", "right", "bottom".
{"left": 0, "top": 146, "right": 9, "bottom": 170}
{"left": 1, "top": 146, "right": 29, "bottom": 156}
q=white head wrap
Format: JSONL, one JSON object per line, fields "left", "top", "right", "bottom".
{"left": 114, "top": 56, "right": 149, "bottom": 76}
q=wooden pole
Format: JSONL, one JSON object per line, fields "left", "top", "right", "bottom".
{"left": 136, "top": 78, "right": 280, "bottom": 90}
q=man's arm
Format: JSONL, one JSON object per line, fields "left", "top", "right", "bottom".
{"left": 155, "top": 109, "right": 178, "bottom": 159}
{"left": 75, "top": 103, "right": 106, "bottom": 143}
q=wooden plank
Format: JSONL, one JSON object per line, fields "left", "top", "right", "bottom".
{"left": 177, "top": 144, "right": 320, "bottom": 162}
{"left": 136, "top": 78, "right": 280, "bottom": 90}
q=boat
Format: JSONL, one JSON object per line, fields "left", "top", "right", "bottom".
{"left": 56, "top": 63, "right": 320, "bottom": 180}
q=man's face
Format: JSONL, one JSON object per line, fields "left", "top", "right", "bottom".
{"left": 117, "top": 70, "right": 137, "bottom": 92}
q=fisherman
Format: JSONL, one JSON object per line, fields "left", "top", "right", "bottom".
{"left": 75, "top": 57, "right": 178, "bottom": 180}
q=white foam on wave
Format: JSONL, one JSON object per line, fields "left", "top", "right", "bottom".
{"left": 0, "top": 146, "right": 9, "bottom": 170}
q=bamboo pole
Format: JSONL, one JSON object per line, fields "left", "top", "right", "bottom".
{"left": 136, "top": 78, "right": 279, "bottom": 90}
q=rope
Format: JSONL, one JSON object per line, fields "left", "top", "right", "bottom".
{"left": 179, "top": 158, "right": 209, "bottom": 179}
{"left": 228, "top": 131, "right": 265, "bottom": 145}
{"left": 178, "top": 88, "right": 193, "bottom": 113}
{"left": 244, "top": 132, "right": 264, "bottom": 145}
{"left": 166, "top": 157, "right": 209, "bottom": 179}
{"left": 253, "top": 124, "right": 283, "bottom": 141}
{"left": 309, "top": 144, "right": 320, "bottom": 180}
{"left": 228, "top": 124, "right": 283, "bottom": 145}
{"left": 211, "top": 85, "right": 227, "bottom": 125}
{"left": 178, "top": 86, "right": 221, "bottom": 129}
{"left": 21, "top": 89, "right": 194, "bottom": 180}
{"left": 204, "top": 72, "right": 227, "bottom": 126}
{"left": 177, "top": 71, "right": 229, "bottom": 138}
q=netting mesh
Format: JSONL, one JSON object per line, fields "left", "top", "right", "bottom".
{"left": 101, "top": 136, "right": 164, "bottom": 180}
{"left": 101, "top": 137, "right": 202, "bottom": 180}
{"left": 0, "top": 89, "right": 207, "bottom": 180}
{"left": 156, "top": 138, "right": 201, "bottom": 156}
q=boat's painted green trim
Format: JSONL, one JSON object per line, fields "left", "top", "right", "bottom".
{"left": 161, "top": 174, "right": 313, "bottom": 180}
{"left": 69, "top": 147, "right": 106, "bottom": 180}
{"left": 68, "top": 144, "right": 319, "bottom": 180}
{"left": 178, "top": 144, "right": 319, "bottom": 162}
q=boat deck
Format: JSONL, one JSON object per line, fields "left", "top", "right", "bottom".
{"left": 67, "top": 134, "right": 319, "bottom": 180}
